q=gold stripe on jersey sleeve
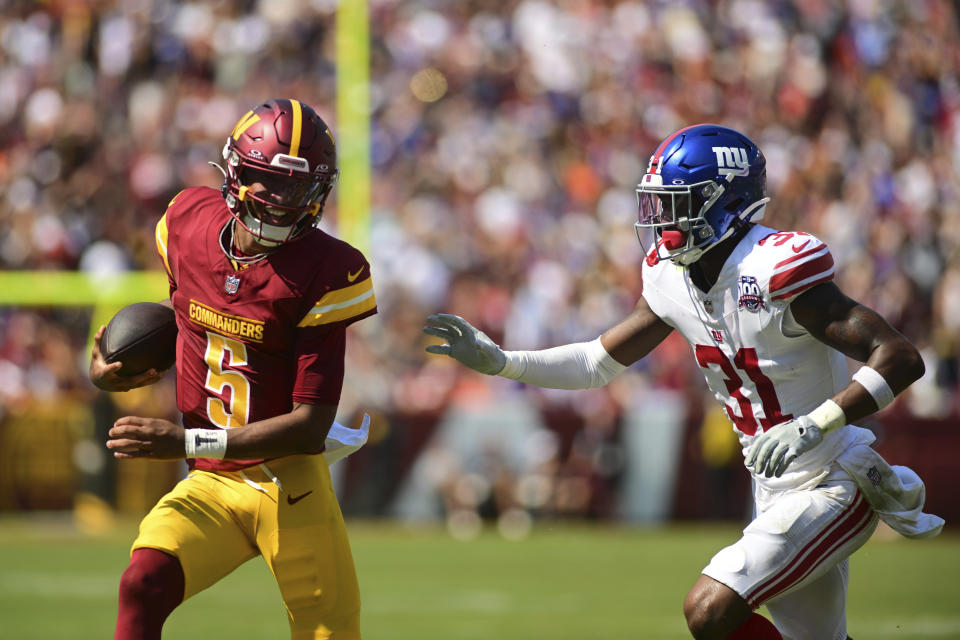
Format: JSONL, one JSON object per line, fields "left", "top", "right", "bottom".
{"left": 297, "top": 277, "right": 376, "bottom": 327}
{"left": 155, "top": 214, "right": 173, "bottom": 278}
{"left": 231, "top": 110, "right": 260, "bottom": 141}
{"left": 167, "top": 188, "right": 186, "bottom": 208}
{"left": 289, "top": 99, "right": 303, "bottom": 157}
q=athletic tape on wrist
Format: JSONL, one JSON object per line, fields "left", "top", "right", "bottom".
{"left": 807, "top": 398, "right": 846, "bottom": 433}
{"left": 184, "top": 428, "right": 228, "bottom": 459}
{"left": 851, "top": 366, "right": 895, "bottom": 410}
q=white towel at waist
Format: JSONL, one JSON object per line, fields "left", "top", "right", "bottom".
{"left": 835, "top": 443, "right": 944, "bottom": 539}
{"left": 323, "top": 413, "right": 371, "bottom": 465}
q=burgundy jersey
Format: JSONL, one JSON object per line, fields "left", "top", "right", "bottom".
{"left": 154, "top": 186, "right": 377, "bottom": 471}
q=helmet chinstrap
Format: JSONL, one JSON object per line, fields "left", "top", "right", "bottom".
{"left": 218, "top": 218, "right": 273, "bottom": 265}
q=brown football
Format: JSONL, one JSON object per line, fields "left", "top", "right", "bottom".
{"left": 101, "top": 302, "right": 177, "bottom": 376}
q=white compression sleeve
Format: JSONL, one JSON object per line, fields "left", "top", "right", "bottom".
{"left": 498, "top": 337, "right": 627, "bottom": 389}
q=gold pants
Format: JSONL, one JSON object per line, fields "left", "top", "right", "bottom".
{"left": 133, "top": 454, "right": 360, "bottom": 639}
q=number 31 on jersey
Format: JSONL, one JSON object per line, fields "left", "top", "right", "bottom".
{"left": 695, "top": 345, "right": 792, "bottom": 436}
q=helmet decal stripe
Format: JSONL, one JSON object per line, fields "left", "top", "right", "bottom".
{"left": 649, "top": 123, "right": 719, "bottom": 173}
{"left": 231, "top": 110, "right": 260, "bottom": 141}
{"left": 231, "top": 110, "right": 253, "bottom": 137}
{"left": 288, "top": 99, "right": 303, "bottom": 157}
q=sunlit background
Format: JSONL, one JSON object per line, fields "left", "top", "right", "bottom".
{"left": 0, "top": 0, "right": 959, "bottom": 637}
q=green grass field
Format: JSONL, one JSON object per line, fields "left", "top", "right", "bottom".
{"left": 0, "top": 517, "right": 957, "bottom": 639}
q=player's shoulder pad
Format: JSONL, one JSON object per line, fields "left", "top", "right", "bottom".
{"left": 161, "top": 186, "right": 222, "bottom": 227}
{"left": 296, "top": 232, "right": 377, "bottom": 328}
{"left": 749, "top": 229, "right": 835, "bottom": 303}
{"left": 156, "top": 187, "right": 222, "bottom": 279}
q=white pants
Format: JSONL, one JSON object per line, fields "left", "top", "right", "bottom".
{"left": 703, "top": 469, "right": 878, "bottom": 640}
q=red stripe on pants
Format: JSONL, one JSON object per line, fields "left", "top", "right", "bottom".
{"left": 746, "top": 491, "right": 873, "bottom": 607}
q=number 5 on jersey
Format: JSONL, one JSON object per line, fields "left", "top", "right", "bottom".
{"left": 204, "top": 332, "right": 251, "bottom": 428}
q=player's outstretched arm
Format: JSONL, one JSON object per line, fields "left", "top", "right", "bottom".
{"left": 422, "top": 297, "right": 673, "bottom": 389}
{"left": 599, "top": 296, "right": 676, "bottom": 366}
{"left": 746, "top": 281, "right": 925, "bottom": 477}
{"left": 107, "top": 403, "right": 338, "bottom": 460}
{"left": 89, "top": 326, "right": 168, "bottom": 392}
{"left": 217, "top": 402, "right": 337, "bottom": 459}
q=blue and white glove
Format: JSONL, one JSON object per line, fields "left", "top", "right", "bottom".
{"left": 423, "top": 313, "right": 506, "bottom": 375}
{"left": 745, "top": 416, "right": 823, "bottom": 478}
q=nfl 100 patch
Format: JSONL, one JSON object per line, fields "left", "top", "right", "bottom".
{"left": 738, "top": 275, "right": 765, "bottom": 312}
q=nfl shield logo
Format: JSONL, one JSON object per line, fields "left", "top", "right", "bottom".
{"left": 867, "top": 466, "right": 882, "bottom": 486}
{"left": 224, "top": 274, "right": 241, "bottom": 295}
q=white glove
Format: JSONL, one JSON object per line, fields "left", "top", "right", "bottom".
{"left": 745, "top": 415, "right": 823, "bottom": 478}
{"left": 422, "top": 313, "right": 506, "bottom": 375}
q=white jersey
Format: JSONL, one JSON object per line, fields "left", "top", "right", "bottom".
{"left": 642, "top": 224, "right": 862, "bottom": 491}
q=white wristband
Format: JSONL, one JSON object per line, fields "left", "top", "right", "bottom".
{"left": 807, "top": 399, "right": 846, "bottom": 433}
{"left": 184, "top": 428, "right": 228, "bottom": 459}
{"left": 851, "top": 366, "right": 895, "bottom": 410}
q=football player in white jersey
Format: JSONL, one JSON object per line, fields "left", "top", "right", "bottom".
{"left": 423, "top": 124, "right": 944, "bottom": 640}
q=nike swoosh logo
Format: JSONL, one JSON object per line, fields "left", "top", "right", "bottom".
{"left": 791, "top": 240, "right": 810, "bottom": 253}
{"left": 347, "top": 266, "right": 364, "bottom": 282}
{"left": 286, "top": 491, "right": 313, "bottom": 505}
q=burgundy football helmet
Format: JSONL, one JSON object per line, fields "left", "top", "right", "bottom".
{"left": 220, "top": 99, "right": 338, "bottom": 247}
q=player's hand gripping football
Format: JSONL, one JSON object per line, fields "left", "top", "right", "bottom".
{"left": 422, "top": 313, "right": 507, "bottom": 375}
{"left": 745, "top": 415, "right": 823, "bottom": 478}
{"left": 107, "top": 416, "right": 185, "bottom": 459}
{"left": 89, "top": 326, "right": 167, "bottom": 392}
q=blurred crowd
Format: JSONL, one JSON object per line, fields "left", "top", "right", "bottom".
{"left": 1, "top": 0, "right": 958, "bottom": 526}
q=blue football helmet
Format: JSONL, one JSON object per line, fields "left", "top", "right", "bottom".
{"left": 636, "top": 124, "right": 769, "bottom": 266}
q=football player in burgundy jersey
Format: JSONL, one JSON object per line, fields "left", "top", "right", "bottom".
{"left": 90, "top": 99, "right": 376, "bottom": 639}
{"left": 423, "top": 125, "right": 943, "bottom": 639}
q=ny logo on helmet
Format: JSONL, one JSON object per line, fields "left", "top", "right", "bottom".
{"left": 712, "top": 146, "right": 750, "bottom": 177}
